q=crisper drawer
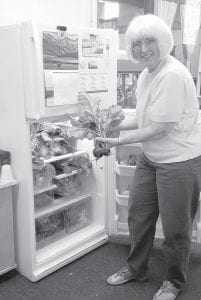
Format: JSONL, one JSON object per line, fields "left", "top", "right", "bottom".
{"left": 115, "top": 161, "right": 136, "bottom": 176}
{"left": 35, "top": 197, "right": 92, "bottom": 249}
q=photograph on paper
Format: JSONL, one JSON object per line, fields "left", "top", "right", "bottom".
{"left": 88, "top": 61, "right": 98, "bottom": 70}
{"left": 43, "top": 31, "right": 78, "bottom": 70}
{"left": 79, "top": 58, "right": 106, "bottom": 73}
{"left": 82, "top": 33, "right": 104, "bottom": 57}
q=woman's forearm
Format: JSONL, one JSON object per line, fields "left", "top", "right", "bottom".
{"left": 119, "top": 126, "right": 163, "bottom": 145}
{"left": 97, "top": 121, "right": 175, "bottom": 147}
{"left": 119, "top": 122, "right": 173, "bottom": 145}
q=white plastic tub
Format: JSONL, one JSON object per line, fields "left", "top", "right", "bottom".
{"left": 115, "top": 161, "right": 136, "bottom": 176}
{"left": 117, "top": 221, "right": 128, "bottom": 232}
{"left": 115, "top": 190, "right": 128, "bottom": 223}
{"left": 115, "top": 189, "right": 128, "bottom": 206}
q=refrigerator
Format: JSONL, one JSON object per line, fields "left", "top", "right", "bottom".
{"left": 0, "top": 19, "right": 123, "bottom": 282}
{"left": 1, "top": 20, "right": 200, "bottom": 283}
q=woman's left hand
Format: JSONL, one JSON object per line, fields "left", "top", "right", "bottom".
{"left": 96, "top": 137, "right": 119, "bottom": 148}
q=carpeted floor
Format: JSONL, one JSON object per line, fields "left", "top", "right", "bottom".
{"left": 0, "top": 239, "right": 201, "bottom": 300}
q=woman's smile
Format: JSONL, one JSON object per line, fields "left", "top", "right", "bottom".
{"left": 141, "top": 53, "right": 153, "bottom": 60}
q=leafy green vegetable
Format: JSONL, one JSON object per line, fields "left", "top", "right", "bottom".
{"left": 30, "top": 121, "right": 77, "bottom": 159}
{"left": 66, "top": 94, "right": 125, "bottom": 159}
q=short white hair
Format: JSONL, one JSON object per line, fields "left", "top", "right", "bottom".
{"left": 126, "top": 14, "right": 174, "bottom": 63}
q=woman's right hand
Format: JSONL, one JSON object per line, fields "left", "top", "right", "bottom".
{"left": 95, "top": 137, "right": 119, "bottom": 148}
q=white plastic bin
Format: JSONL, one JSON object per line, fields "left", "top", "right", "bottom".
{"left": 115, "top": 189, "right": 129, "bottom": 206}
{"left": 115, "top": 161, "right": 136, "bottom": 176}
{"left": 115, "top": 190, "right": 128, "bottom": 223}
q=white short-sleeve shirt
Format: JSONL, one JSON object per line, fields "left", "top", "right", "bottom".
{"left": 136, "top": 55, "right": 201, "bottom": 163}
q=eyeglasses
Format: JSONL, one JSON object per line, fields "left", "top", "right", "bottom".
{"left": 132, "top": 38, "right": 155, "bottom": 50}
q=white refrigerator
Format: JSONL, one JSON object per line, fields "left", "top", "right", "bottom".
{"left": 0, "top": 20, "right": 123, "bottom": 282}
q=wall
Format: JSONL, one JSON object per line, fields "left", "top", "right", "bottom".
{"left": 0, "top": 0, "right": 97, "bottom": 27}
{"left": 118, "top": 2, "right": 144, "bottom": 50}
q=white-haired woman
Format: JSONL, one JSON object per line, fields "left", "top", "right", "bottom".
{"left": 97, "top": 14, "right": 201, "bottom": 300}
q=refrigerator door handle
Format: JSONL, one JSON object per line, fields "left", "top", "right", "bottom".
{"left": 56, "top": 25, "right": 67, "bottom": 31}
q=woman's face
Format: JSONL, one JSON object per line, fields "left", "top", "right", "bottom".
{"left": 131, "top": 37, "right": 161, "bottom": 72}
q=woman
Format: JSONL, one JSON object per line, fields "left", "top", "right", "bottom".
{"left": 97, "top": 14, "right": 201, "bottom": 300}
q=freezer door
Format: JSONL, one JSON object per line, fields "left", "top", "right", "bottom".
{"left": 19, "top": 21, "right": 118, "bottom": 120}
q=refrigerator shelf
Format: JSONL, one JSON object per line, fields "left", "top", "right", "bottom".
{"left": 54, "top": 169, "right": 81, "bottom": 180}
{"left": 35, "top": 193, "right": 91, "bottom": 219}
{"left": 42, "top": 150, "right": 87, "bottom": 164}
{"left": 0, "top": 180, "right": 17, "bottom": 190}
{"left": 34, "top": 184, "right": 57, "bottom": 195}
{"left": 115, "top": 161, "right": 136, "bottom": 176}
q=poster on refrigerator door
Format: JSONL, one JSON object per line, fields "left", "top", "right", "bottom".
{"left": 42, "top": 31, "right": 79, "bottom": 106}
{"left": 79, "top": 33, "right": 111, "bottom": 108}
